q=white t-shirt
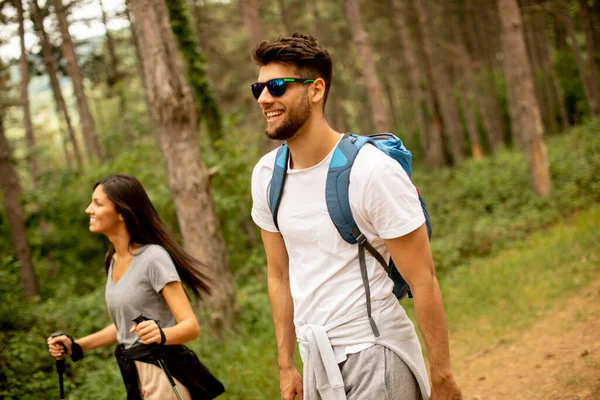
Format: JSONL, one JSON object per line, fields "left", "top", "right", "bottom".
{"left": 251, "top": 134, "right": 425, "bottom": 357}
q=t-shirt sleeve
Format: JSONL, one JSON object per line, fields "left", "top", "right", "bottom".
{"left": 147, "top": 247, "right": 181, "bottom": 293}
{"left": 361, "top": 155, "right": 426, "bottom": 239}
{"left": 251, "top": 158, "right": 279, "bottom": 232}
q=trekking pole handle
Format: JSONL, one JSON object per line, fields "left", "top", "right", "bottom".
{"left": 50, "top": 331, "right": 68, "bottom": 366}
{"left": 50, "top": 332, "right": 66, "bottom": 400}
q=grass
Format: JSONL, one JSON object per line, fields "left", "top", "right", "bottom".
{"left": 417, "top": 204, "right": 598, "bottom": 357}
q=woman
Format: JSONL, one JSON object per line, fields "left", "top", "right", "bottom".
{"left": 47, "top": 174, "right": 224, "bottom": 400}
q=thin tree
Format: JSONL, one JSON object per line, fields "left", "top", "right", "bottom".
{"left": 15, "top": 0, "right": 37, "bottom": 180}
{"left": 415, "top": 0, "right": 465, "bottom": 163}
{"left": 559, "top": 1, "right": 600, "bottom": 115}
{"left": 98, "top": 0, "right": 126, "bottom": 113}
{"left": 498, "top": 0, "right": 551, "bottom": 196}
{"left": 127, "top": 0, "right": 239, "bottom": 331}
{"left": 467, "top": 0, "right": 506, "bottom": 152}
{"left": 345, "top": 0, "right": 392, "bottom": 133}
{"left": 50, "top": 0, "right": 105, "bottom": 161}
{"left": 390, "top": 0, "right": 446, "bottom": 166}
{"left": 29, "top": 0, "right": 81, "bottom": 169}
{"left": 240, "top": 0, "right": 265, "bottom": 45}
{"left": 0, "top": 60, "right": 40, "bottom": 299}
{"left": 450, "top": 10, "right": 483, "bottom": 160}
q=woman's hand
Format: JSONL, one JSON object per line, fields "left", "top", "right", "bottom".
{"left": 47, "top": 335, "right": 72, "bottom": 360}
{"left": 130, "top": 320, "right": 163, "bottom": 345}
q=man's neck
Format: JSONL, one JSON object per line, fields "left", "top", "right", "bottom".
{"left": 286, "top": 116, "right": 341, "bottom": 170}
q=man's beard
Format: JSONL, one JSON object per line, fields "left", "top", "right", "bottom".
{"left": 265, "top": 96, "right": 311, "bottom": 141}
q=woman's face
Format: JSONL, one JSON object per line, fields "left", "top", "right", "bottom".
{"left": 85, "top": 185, "right": 123, "bottom": 235}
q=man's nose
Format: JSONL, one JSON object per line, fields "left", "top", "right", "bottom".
{"left": 257, "top": 86, "right": 274, "bottom": 105}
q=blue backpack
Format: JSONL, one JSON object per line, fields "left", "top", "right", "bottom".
{"left": 269, "top": 133, "right": 432, "bottom": 337}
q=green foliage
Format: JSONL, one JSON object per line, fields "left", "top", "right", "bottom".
{"left": 415, "top": 119, "right": 600, "bottom": 274}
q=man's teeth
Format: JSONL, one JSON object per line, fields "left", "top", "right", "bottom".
{"left": 267, "top": 111, "right": 283, "bottom": 118}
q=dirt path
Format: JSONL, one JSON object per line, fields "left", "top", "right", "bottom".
{"left": 453, "top": 279, "right": 600, "bottom": 400}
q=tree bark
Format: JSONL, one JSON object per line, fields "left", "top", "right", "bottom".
{"left": 51, "top": 0, "right": 104, "bottom": 161}
{"left": 127, "top": 0, "right": 239, "bottom": 332}
{"left": 498, "top": 0, "right": 551, "bottom": 196}
{"left": 416, "top": 0, "right": 465, "bottom": 164}
{"left": 240, "top": 0, "right": 265, "bottom": 45}
{"left": 577, "top": 0, "right": 600, "bottom": 113}
{"left": 99, "top": 0, "right": 121, "bottom": 87}
{"left": 470, "top": 0, "right": 506, "bottom": 152}
{"left": 534, "top": 3, "right": 570, "bottom": 129}
{"left": 29, "top": 0, "right": 81, "bottom": 169}
{"left": 390, "top": 0, "right": 446, "bottom": 166}
{"left": 16, "top": 0, "right": 38, "bottom": 180}
{"left": 558, "top": 1, "right": 600, "bottom": 115}
{"left": 0, "top": 101, "right": 40, "bottom": 299}
{"left": 450, "top": 11, "right": 483, "bottom": 160}
{"left": 345, "top": 0, "right": 392, "bottom": 133}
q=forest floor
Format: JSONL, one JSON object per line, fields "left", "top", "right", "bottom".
{"left": 453, "top": 277, "right": 600, "bottom": 400}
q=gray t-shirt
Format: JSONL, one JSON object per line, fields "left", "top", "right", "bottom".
{"left": 105, "top": 244, "right": 181, "bottom": 349}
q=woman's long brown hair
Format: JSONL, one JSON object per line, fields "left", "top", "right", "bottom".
{"left": 95, "top": 174, "right": 211, "bottom": 298}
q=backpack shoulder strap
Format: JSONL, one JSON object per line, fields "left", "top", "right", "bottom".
{"left": 325, "top": 133, "right": 374, "bottom": 244}
{"left": 268, "top": 143, "right": 290, "bottom": 231}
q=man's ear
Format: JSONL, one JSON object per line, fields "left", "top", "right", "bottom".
{"left": 310, "top": 78, "right": 326, "bottom": 105}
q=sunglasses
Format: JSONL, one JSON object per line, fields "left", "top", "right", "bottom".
{"left": 251, "top": 78, "right": 315, "bottom": 100}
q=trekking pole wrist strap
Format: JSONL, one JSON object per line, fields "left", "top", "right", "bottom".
{"left": 156, "top": 322, "right": 167, "bottom": 346}
{"left": 65, "top": 334, "right": 84, "bottom": 362}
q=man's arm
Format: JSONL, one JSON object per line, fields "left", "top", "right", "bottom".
{"left": 384, "top": 223, "right": 462, "bottom": 399}
{"left": 261, "top": 229, "right": 303, "bottom": 400}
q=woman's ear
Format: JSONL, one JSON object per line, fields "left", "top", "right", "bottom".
{"left": 119, "top": 215, "right": 124, "bottom": 222}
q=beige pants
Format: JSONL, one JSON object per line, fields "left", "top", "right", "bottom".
{"left": 134, "top": 360, "right": 192, "bottom": 400}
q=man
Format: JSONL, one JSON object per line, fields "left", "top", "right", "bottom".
{"left": 250, "top": 33, "right": 461, "bottom": 400}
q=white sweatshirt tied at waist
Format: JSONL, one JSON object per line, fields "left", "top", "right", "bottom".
{"left": 296, "top": 296, "right": 432, "bottom": 400}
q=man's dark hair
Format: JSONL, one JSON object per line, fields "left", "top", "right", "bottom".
{"left": 252, "top": 33, "right": 333, "bottom": 106}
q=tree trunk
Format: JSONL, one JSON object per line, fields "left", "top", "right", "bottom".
{"left": 390, "top": 0, "right": 445, "bottom": 166}
{"left": 578, "top": 0, "right": 598, "bottom": 57}
{"left": 450, "top": 12, "right": 483, "bottom": 160}
{"left": 278, "top": 0, "right": 293, "bottom": 33}
{"left": 345, "top": 0, "right": 392, "bottom": 133}
{"left": 498, "top": 0, "right": 551, "bottom": 196}
{"left": 166, "top": 0, "right": 223, "bottom": 143}
{"left": 99, "top": 0, "right": 126, "bottom": 113}
{"left": 562, "top": 3, "right": 600, "bottom": 115}
{"left": 0, "top": 103, "right": 40, "bottom": 299}
{"left": 522, "top": 3, "right": 555, "bottom": 133}
{"left": 29, "top": 0, "right": 82, "bottom": 169}
{"left": 99, "top": 0, "right": 121, "bottom": 87}
{"left": 470, "top": 1, "right": 506, "bottom": 152}
{"left": 577, "top": 0, "right": 600, "bottom": 112}
{"left": 51, "top": 0, "right": 104, "bottom": 161}
{"left": 240, "top": 0, "right": 265, "bottom": 45}
{"left": 415, "top": 0, "right": 465, "bottom": 164}
{"left": 16, "top": 0, "right": 38, "bottom": 180}
{"left": 128, "top": 0, "right": 239, "bottom": 332}
{"left": 125, "top": 0, "right": 148, "bottom": 94}
{"left": 535, "top": 5, "right": 570, "bottom": 130}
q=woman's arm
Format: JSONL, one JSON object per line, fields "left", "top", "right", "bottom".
{"left": 131, "top": 281, "right": 200, "bottom": 345}
{"left": 48, "top": 324, "right": 118, "bottom": 359}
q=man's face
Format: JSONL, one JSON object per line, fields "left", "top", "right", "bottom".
{"left": 255, "top": 63, "right": 312, "bottom": 141}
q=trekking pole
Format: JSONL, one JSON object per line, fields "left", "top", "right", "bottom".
{"left": 50, "top": 331, "right": 67, "bottom": 400}
{"left": 133, "top": 315, "right": 184, "bottom": 400}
